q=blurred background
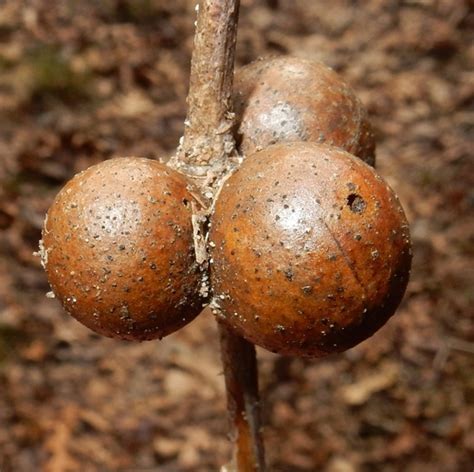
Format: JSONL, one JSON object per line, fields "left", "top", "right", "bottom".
{"left": 0, "top": 1, "right": 473, "bottom": 471}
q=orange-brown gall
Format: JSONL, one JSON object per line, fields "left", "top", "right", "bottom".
{"left": 41, "top": 157, "right": 204, "bottom": 341}
{"left": 233, "top": 57, "right": 376, "bottom": 165}
{"left": 210, "top": 143, "right": 411, "bottom": 357}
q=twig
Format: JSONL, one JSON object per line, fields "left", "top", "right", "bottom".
{"left": 219, "top": 322, "right": 265, "bottom": 472}
{"left": 168, "top": 1, "right": 265, "bottom": 470}
{"left": 433, "top": 336, "right": 474, "bottom": 372}
{"left": 169, "top": 0, "right": 241, "bottom": 197}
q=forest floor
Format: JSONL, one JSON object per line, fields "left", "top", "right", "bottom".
{"left": 0, "top": 1, "right": 473, "bottom": 471}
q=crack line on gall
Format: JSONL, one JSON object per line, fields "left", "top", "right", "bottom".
{"left": 321, "top": 219, "right": 369, "bottom": 301}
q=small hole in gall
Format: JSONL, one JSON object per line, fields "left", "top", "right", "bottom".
{"left": 347, "top": 194, "right": 366, "bottom": 213}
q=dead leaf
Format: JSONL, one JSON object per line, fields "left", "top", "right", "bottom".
{"left": 339, "top": 362, "right": 399, "bottom": 406}
{"left": 43, "top": 405, "right": 80, "bottom": 472}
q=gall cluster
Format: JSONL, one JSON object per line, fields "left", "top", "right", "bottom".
{"left": 41, "top": 58, "right": 411, "bottom": 357}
